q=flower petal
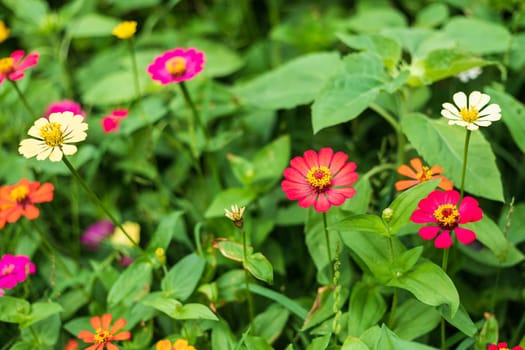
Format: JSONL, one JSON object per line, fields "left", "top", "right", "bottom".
{"left": 454, "top": 227, "right": 476, "bottom": 245}
{"left": 452, "top": 91, "right": 467, "bottom": 109}
{"left": 418, "top": 225, "right": 440, "bottom": 240}
{"left": 397, "top": 164, "right": 417, "bottom": 179}
{"left": 458, "top": 196, "right": 483, "bottom": 223}
{"left": 329, "top": 151, "right": 350, "bottom": 174}
{"left": 395, "top": 180, "right": 418, "bottom": 191}
{"left": 313, "top": 193, "right": 331, "bottom": 212}
{"left": 110, "top": 317, "right": 127, "bottom": 334}
{"left": 317, "top": 147, "right": 334, "bottom": 168}
{"left": 469, "top": 91, "right": 490, "bottom": 110}
{"left": 434, "top": 231, "right": 453, "bottom": 248}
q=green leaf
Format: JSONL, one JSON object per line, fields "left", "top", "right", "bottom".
{"left": 0, "top": 296, "right": 30, "bottom": 323}
{"left": 214, "top": 239, "right": 253, "bottom": 262}
{"left": 306, "top": 334, "right": 331, "bottom": 350}
{"left": 331, "top": 214, "right": 388, "bottom": 237}
{"left": 376, "top": 325, "right": 437, "bottom": 350}
{"left": 20, "top": 302, "right": 63, "bottom": 328}
{"left": 337, "top": 33, "right": 401, "bottom": 70}
{"left": 485, "top": 86, "right": 525, "bottom": 153}
{"left": 342, "top": 337, "right": 370, "bottom": 350}
{"left": 205, "top": 188, "right": 257, "bottom": 218}
{"left": 161, "top": 253, "right": 206, "bottom": 301}
{"left": 347, "top": 7, "right": 407, "bottom": 33}
{"left": 246, "top": 252, "right": 274, "bottom": 284}
{"left": 147, "top": 211, "right": 186, "bottom": 251}
{"left": 107, "top": 260, "right": 153, "bottom": 306}
{"left": 414, "top": 3, "right": 449, "bottom": 28}
{"left": 66, "top": 14, "right": 119, "bottom": 38}
{"left": 21, "top": 314, "right": 61, "bottom": 346}
{"left": 388, "top": 260, "right": 459, "bottom": 315}
{"left": 443, "top": 17, "right": 511, "bottom": 54}
{"left": 172, "top": 303, "right": 218, "bottom": 321}
{"left": 187, "top": 39, "right": 244, "bottom": 77}
{"left": 244, "top": 336, "right": 274, "bottom": 350}
{"left": 2, "top": 0, "right": 48, "bottom": 23}
{"left": 251, "top": 135, "right": 291, "bottom": 185}
{"left": 234, "top": 52, "right": 341, "bottom": 109}
{"left": 83, "top": 71, "right": 136, "bottom": 106}
{"left": 392, "top": 299, "right": 441, "bottom": 340}
{"left": 141, "top": 292, "right": 182, "bottom": 316}
{"left": 212, "top": 320, "right": 237, "bottom": 350}
{"left": 253, "top": 304, "right": 290, "bottom": 343}
{"left": 475, "top": 314, "right": 498, "bottom": 350}
{"left": 439, "top": 304, "right": 477, "bottom": 336}
{"left": 347, "top": 280, "right": 387, "bottom": 337}
{"left": 248, "top": 284, "right": 308, "bottom": 320}
{"left": 342, "top": 177, "right": 373, "bottom": 214}
{"left": 401, "top": 113, "right": 504, "bottom": 202}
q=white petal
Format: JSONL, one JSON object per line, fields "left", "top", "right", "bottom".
{"left": 19, "top": 139, "right": 47, "bottom": 158}
{"left": 479, "top": 103, "right": 501, "bottom": 117}
{"left": 441, "top": 109, "right": 461, "bottom": 120}
{"left": 27, "top": 118, "right": 48, "bottom": 138}
{"left": 478, "top": 113, "right": 501, "bottom": 122}
{"left": 475, "top": 120, "right": 493, "bottom": 126}
{"left": 453, "top": 92, "right": 467, "bottom": 109}
{"left": 467, "top": 123, "right": 479, "bottom": 131}
{"left": 61, "top": 144, "right": 78, "bottom": 156}
{"left": 64, "top": 129, "right": 87, "bottom": 143}
{"left": 36, "top": 147, "right": 53, "bottom": 160}
{"left": 469, "top": 91, "right": 490, "bottom": 110}
{"left": 48, "top": 147, "right": 64, "bottom": 162}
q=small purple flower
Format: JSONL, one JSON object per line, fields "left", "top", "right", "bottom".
{"left": 0, "top": 254, "right": 36, "bottom": 295}
{"left": 81, "top": 219, "right": 115, "bottom": 250}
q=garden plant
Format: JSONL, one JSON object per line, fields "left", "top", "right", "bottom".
{"left": 1, "top": 0, "right": 525, "bottom": 349}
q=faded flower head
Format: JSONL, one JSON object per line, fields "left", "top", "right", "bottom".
{"left": 19, "top": 111, "right": 88, "bottom": 162}
{"left": 224, "top": 204, "right": 245, "bottom": 228}
{"left": 281, "top": 148, "right": 358, "bottom": 212}
{"left": 0, "top": 254, "right": 36, "bottom": 296}
{"left": 112, "top": 20, "right": 137, "bottom": 39}
{"left": 77, "top": 313, "right": 131, "bottom": 349}
{"left": 0, "top": 50, "right": 39, "bottom": 84}
{"left": 441, "top": 91, "right": 501, "bottom": 131}
{"left": 147, "top": 48, "right": 205, "bottom": 84}
{"left": 45, "top": 100, "right": 86, "bottom": 120}
{"left": 156, "top": 339, "right": 197, "bottom": 350}
{"left": 411, "top": 190, "right": 483, "bottom": 249}
{"left": 101, "top": 109, "right": 128, "bottom": 133}
{"left": 396, "top": 157, "right": 453, "bottom": 191}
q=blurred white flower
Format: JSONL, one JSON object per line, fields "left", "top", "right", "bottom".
{"left": 456, "top": 67, "right": 482, "bottom": 83}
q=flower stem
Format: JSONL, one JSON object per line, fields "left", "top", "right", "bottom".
{"left": 440, "top": 248, "right": 450, "bottom": 350}
{"left": 459, "top": 130, "right": 472, "bottom": 202}
{"left": 62, "top": 156, "right": 140, "bottom": 248}
{"left": 241, "top": 226, "right": 255, "bottom": 327}
{"left": 388, "top": 288, "right": 398, "bottom": 328}
{"left": 9, "top": 80, "right": 36, "bottom": 118}
{"left": 322, "top": 212, "right": 334, "bottom": 283}
{"left": 179, "top": 81, "right": 209, "bottom": 140}
{"left": 127, "top": 39, "right": 142, "bottom": 101}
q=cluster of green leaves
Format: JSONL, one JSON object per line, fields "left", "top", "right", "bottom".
{"left": 1, "top": 0, "right": 525, "bottom": 349}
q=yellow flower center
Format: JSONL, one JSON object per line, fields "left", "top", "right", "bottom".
{"left": 459, "top": 106, "right": 479, "bottom": 123}
{"left": 306, "top": 166, "right": 332, "bottom": 192}
{"left": 94, "top": 329, "right": 111, "bottom": 344}
{"left": 0, "top": 57, "right": 14, "bottom": 74}
{"left": 10, "top": 185, "right": 29, "bottom": 202}
{"left": 112, "top": 21, "right": 137, "bottom": 39}
{"left": 433, "top": 204, "right": 459, "bottom": 230}
{"left": 165, "top": 57, "right": 187, "bottom": 76}
{"left": 416, "top": 166, "right": 433, "bottom": 182}
{"left": 40, "top": 122, "right": 64, "bottom": 147}
{"left": 1, "top": 264, "right": 15, "bottom": 276}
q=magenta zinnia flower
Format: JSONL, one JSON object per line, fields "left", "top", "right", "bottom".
{"left": 45, "top": 100, "right": 86, "bottom": 119}
{"left": 281, "top": 148, "right": 358, "bottom": 212}
{"left": 0, "top": 254, "right": 36, "bottom": 295}
{"left": 147, "top": 47, "right": 205, "bottom": 85}
{"left": 101, "top": 109, "right": 128, "bottom": 133}
{"left": 411, "top": 190, "right": 482, "bottom": 249}
{"left": 0, "top": 50, "right": 39, "bottom": 84}
{"left": 81, "top": 219, "right": 115, "bottom": 250}
{"left": 488, "top": 342, "right": 524, "bottom": 350}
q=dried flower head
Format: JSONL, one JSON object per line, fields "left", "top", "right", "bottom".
{"left": 225, "top": 204, "right": 245, "bottom": 228}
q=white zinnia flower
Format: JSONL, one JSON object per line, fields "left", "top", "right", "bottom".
{"left": 18, "top": 111, "right": 88, "bottom": 162}
{"left": 441, "top": 91, "right": 501, "bottom": 131}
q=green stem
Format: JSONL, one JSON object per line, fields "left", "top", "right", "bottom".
{"left": 363, "top": 163, "right": 398, "bottom": 180}
{"left": 442, "top": 248, "right": 449, "bottom": 272}
{"left": 10, "top": 80, "right": 36, "bottom": 118}
{"left": 369, "top": 103, "right": 401, "bottom": 132}
{"left": 388, "top": 288, "right": 398, "bottom": 328}
{"left": 440, "top": 248, "right": 450, "bottom": 350}
{"left": 128, "top": 39, "right": 142, "bottom": 101}
{"left": 459, "top": 130, "right": 472, "bottom": 201}
{"left": 322, "top": 212, "right": 334, "bottom": 283}
{"left": 180, "top": 81, "right": 209, "bottom": 139}
{"left": 241, "top": 227, "right": 255, "bottom": 327}
{"left": 62, "top": 156, "right": 140, "bottom": 248}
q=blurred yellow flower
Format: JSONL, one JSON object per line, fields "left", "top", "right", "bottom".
{"left": 110, "top": 221, "right": 140, "bottom": 247}
{"left": 0, "top": 21, "right": 9, "bottom": 43}
{"left": 112, "top": 21, "right": 137, "bottom": 39}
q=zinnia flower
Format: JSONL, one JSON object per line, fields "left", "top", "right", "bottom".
{"left": 101, "top": 109, "right": 128, "bottom": 133}
{"left": 112, "top": 21, "right": 137, "bottom": 39}
{"left": 77, "top": 313, "right": 131, "bottom": 350}
{"left": 110, "top": 221, "right": 140, "bottom": 247}
{"left": 0, "top": 20, "right": 9, "bottom": 43}
{"left": 45, "top": 100, "right": 86, "bottom": 120}
{"left": 0, "top": 178, "right": 54, "bottom": 228}
{"left": 81, "top": 219, "right": 115, "bottom": 250}
{"left": 411, "top": 190, "right": 482, "bottom": 249}
{"left": 0, "top": 254, "right": 36, "bottom": 295}
{"left": 281, "top": 148, "right": 358, "bottom": 212}
{"left": 441, "top": 91, "right": 501, "bottom": 131}
{"left": 18, "top": 111, "right": 88, "bottom": 162}
{"left": 488, "top": 343, "right": 524, "bottom": 350}
{"left": 395, "top": 157, "right": 453, "bottom": 191}
{"left": 224, "top": 204, "right": 245, "bottom": 228}
{"left": 156, "top": 339, "right": 197, "bottom": 350}
{"left": 147, "top": 48, "right": 205, "bottom": 85}
{"left": 0, "top": 50, "right": 39, "bottom": 84}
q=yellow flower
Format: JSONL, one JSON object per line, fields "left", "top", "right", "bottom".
{"left": 110, "top": 221, "right": 140, "bottom": 247}
{"left": 18, "top": 112, "right": 88, "bottom": 162}
{"left": 112, "top": 21, "right": 137, "bottom": 39}
{"left": 0, "top": 20, "right": 9, "bottom": 43}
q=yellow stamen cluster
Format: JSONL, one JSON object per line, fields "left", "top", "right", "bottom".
{"left": 459, "top": 106, "right": 479, "bottom": 123}
{"left": 0, "top": 57, "right": 14, "bottom": 74}
{"left": 417, "top": 166, "right": 433, "bottom": 182}
{"left": 40, "top": 122, "right": 64, "bottom": 147}
{"left": 306, "top": 166, "right": 332, "bottom": 192}
{"left": 1, "top": 264, "right": 15, "bottom": 276}
{"left": 165, "top": 57, "right": 187, "bottom": 76}
{"left": 112, "top": 21, "right": 137, "bottom": 39}
{"left": 94, "top": 329, "right": 111, "bottom": 344}
{"left": 433, "top": 204, "right": 459, "bottom": 230}
{"left": 10, "top": 185, "right": 29, "bottom": 202}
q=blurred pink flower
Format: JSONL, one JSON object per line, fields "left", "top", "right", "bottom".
{"left": 147, "top": 48, "right": 205, "bottom": 85}
{"left": 45, "top": 100, "right": 85, "bottom": 119}
{"left": 0, "top": 50, "right": 39, "bottom": 84}
{"left": 81, "top": 219, "right": 115, "bottom": 250}
{"left": 101, "top": 109, "right": 128, "bottom": 133}
{"left": 0, "top": 254, "right": 36, "bottom": 295}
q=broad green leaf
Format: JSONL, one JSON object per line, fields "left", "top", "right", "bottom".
{"left": 20, "top": 302, "right": 63, "bottom": 328}
{"left": 187, "top": 39, "right": 244, "bottom": 77}
{"left": 509, "top": 33, "right": 525, "bottom": 70}
{"left": 21, "top": 314, "right": 60, "bottom": 346}
{"left": 392, "top": 299, "right": 440, "bottom": 340}
{"left": 392, "top": 247, "right": 424, "bottom": 274}
{"left": 337, "top": 33, "right": 401, "bottom": 70}
{"left": 347, "top": 8, "right": 407, "bottom": 33}
{"left": 376, "top": 325, "right": 437, "bottom": 350}
{"left": 485, "top": 86, "right": 525, "bottom": 153}
{"left": 475, "top": 314, "right": 498, "bottom": 350}
{"left": 112, "top": 0, "right": 161, "bottom": 11}
{"left": 248, "top": 284, "right": 308, "bottom": 320}
{"left": 0, "top": 296, "right": 30, "bottom": 323}
{"left": 205, "top": 188, "right": 258, "bottom": 218}
{"left": 443, "top": 17, "right": 511, "bottom": 54}
{"left": 401, "top": 113, "right": 504, "bottom": 202}
{"left": 161, "top": 253, "right": 206, "bottom": 301}
{"left": 246, "top": 252, "right": 274, "bottom": 284}
{"left": 234, "top": 52, "right": 340, "bottom": 109}
{"left": 342, "top": 177, "right": 372, "bottom": 214}
{"left": 84, "top": 71, "right": 136, "bottom": 106}
{"left": 306, "top": 334, "right": 331, "bottom": 350}
{"left": 331, "top": 214, "right": 388, "bottom": 237}
{"left": 147, "top": 211, "right": 186, "bottom": 250}
{"left": 173, "top": 303, "right": 218, "bottom": 321}
{"left": 347, "top": 281, "right": 387, "bottom": 337}
{"left": 302, "top": 286, "right": 349, "bottom": 331}
{"left": 107, "top": 260, "right": 153, "bottom": 306}
{"left": 381, "top": 28, "right": 453, "bottom": 58}
{"left": 414, "top": 3, "right": 449, "bottom": 28}
{"left": 66, "top": 14, "right": 119, "bottom": 38}
{"left": 253, "top": 304, "right": 290, "bottom": 343}
{"left": 439, "top": 304, "right": 477, "bottom": 336}
{"left": 141, "top": 292, "right": 182, "bottom": 317}
{"left": 212, "top": 320, "right": 236, "bottom": 350}
{"left": 214, "top": 239, "right": 253, "bottom": 262}
{"left": 2, "top": 0, "right": 48, "bottom": 23}
{"left": 251, "top": 135, "right": 291, "bottom": 185}
{"left": 388, "top": 260, "right": 459, "bottom": 315}
{"left": 227, "top": 153, "right": 255, "bottom": 186}
{"left": 388, "top": 180, "right": 439, "bottom": 235}
{"left": 342, "top": 337, "right": 370, "bottom": 350}
{"left": 244, "top": 336, "right": 274, "bottom": 350}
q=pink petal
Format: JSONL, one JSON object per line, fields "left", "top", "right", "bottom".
{"left": 454, "top": 227, "right": 476, "bottom": 245}
{"left": 303, "top": 150, "right": 319, "bottom": 168}
{"left": 317, "top": 148, "right": 334, "bottom": 167}
{"left": 329, "top": 151, "right": 349, "bottom": 174}
{"left": 298, "top": 193, "right": 317, "bottom": 209}
{"left": 410, "top": 208, "right": 435, "bottom": 223}
{"left": 331, "top": 163, "right": 358, "bottom": 186}
{"left": 289, "top": 156, "right": 311, "bottom": 175}
{"left": 10, "top": 50, "right": 25, "bottom": 65}
{"left": 329, "top": 186, "right": 356, "bottom": 199}
{"left": 434, "top": 231, "right": 453, "bottom": 249}
{"left": 458, "top": 196, "right": 483, "bottom": 223}
{"left": 15, "top": 52, "right": 39, "bottom": 71}
{"left": 325, "top": 190, "right": 346, "bottom": 206}
{"left": 313, "top": 194, "right": 331, "bottom": 212}
{"left": 418, "top": 225, "right": 440, "bottom": 240}
{"left": 283, "top": 167, "right": 307, "bottom": 183}
{"left": 281, "top": 180, "right": 312, "bottom": 200}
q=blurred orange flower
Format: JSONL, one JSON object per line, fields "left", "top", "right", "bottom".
{"left": 156, "top": 339, "right": 196, "bottom": 350}
{"left": 395, "top": 158, "right": 453, "bottom": 191}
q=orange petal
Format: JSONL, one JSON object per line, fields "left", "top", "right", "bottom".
{"left": 395, "top": 180, "right": 418, "bottom": 191}
{"left": 156, "top": 340, "right": 173, "bottom": 350}
{"left": 106, "top": 343, "right": 120, "bottom": 350}
{"left": 397, "top": 164, "right": 417, "bottom": 179}
{"left": 435, "top": 176, "right": 454, "bottom": 190}
{"left": 90, "top": 315, "right": 102, "bottom": 330}
{"left": 23, "top": 204, "right": 39, "bottom": 220}
{"left": 110, "top": 317, "right": 127, "bottom": 334}
{"left": 112, "top": 330, "right": 131, "bottom": 341}
{"left": 429, "top": 165, "right": 444, "bottom": 174}
{"left": 409, "top": 158, "right": 423, "bottom": 172}
{"left": 101, "top": 313, "right": 113, "bottom": 330}
{"left": 77, "top": 330, "right": 95, "bottom": 342}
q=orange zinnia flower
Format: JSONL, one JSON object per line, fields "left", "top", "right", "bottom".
{"left": 395, "top": 158, "right": 453, "bottom": 191}
{"left": 77, "top": 314, "right": 131, "bottom": 350}
{"left": 0, "top": 178, "right": 54, "bottom": 228}
{"left": 156, "top": 339, "right": 197, "bottom": 350}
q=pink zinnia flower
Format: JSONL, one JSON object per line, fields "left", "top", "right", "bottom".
{"left": 281, "top": 148, "right": 358, "bottom": 212}
{"left": 0, "top": 254, "right": 36, "bottom": 295}
{"left": 45, "top": 100, "right": 86, "bottom": 119}
{"left": 488, "top": 343, "right": 524, "bottom": 350}
{"left": 81, "top": 219, "right": 115, "bottom": 250}
{"left": 101, "top": 109, "right": 128, "bottom": 133}
{"left": 147, "top": 47, "right": 205, "bottom": 85}
{"left": 411, "top": 190, "right": 483, "bottom": 249}
{"left": 0, "top": 50, "right": 39, "bottom": 84}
